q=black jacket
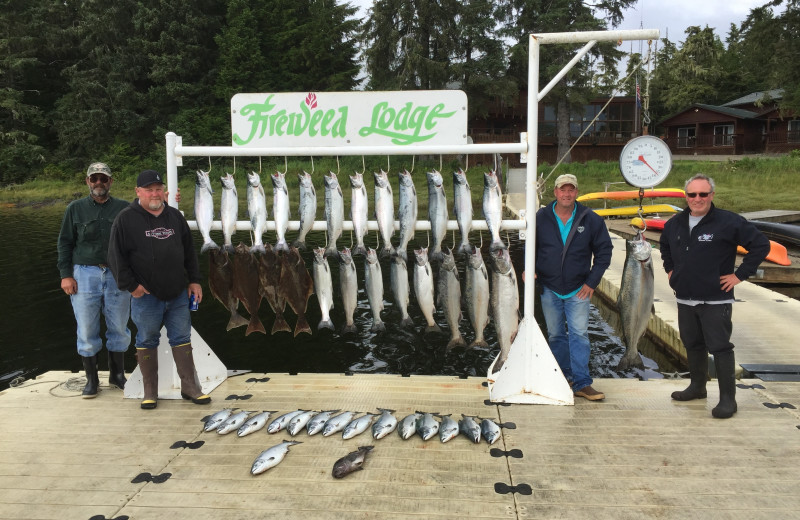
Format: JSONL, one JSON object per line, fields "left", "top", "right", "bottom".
{"left": 660, "top": 203, "right": 769, "bottom": 301}
{"left": 535, "top": 201, "right": 613, "bottom": 295}
{"left": 108, "top": 200, "right": 201, "bottom": 301}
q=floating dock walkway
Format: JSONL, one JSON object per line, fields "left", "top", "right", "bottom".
{"left": 2, "top": 372, "right": 800, "bottom": 519}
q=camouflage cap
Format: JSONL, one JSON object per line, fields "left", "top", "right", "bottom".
{"left": 86, "top": 162, "right": 112, "bottom": 178}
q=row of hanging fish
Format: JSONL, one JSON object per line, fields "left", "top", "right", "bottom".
{"left": 207, "top": 240, "right": 519, "bottom": 372}
{"left": 204, "top": 407, "right": 502, "bottom": 443}
{"left": 193, "top": 167, "right": 508, "bottom": 261}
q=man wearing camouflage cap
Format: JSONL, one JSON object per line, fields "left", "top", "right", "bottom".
{"left": 57, "top": 162, "right": 132, "bottom": 398}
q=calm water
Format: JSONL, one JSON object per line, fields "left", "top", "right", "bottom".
{"left": 0, "top": 204, "right": 659, "bottom": 390}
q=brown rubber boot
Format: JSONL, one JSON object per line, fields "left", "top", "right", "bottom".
{"left": 136, "top": 348, "right": 159, "bottom": 409}
{"left": 172, "top": 343, "right": 211, "bottom": 405}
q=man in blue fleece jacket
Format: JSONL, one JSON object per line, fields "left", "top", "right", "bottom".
{"left": 536, "top": 174, "right": 612, "bottom": 401}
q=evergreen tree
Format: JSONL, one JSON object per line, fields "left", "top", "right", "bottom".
{"left": 657, "top": 26, "right": 726, "bottom": 115}
{"left": 453, "top": 0, "right": 516, "bottom": 119}
{"left": 497, "top": 0, "right": 635, "bottom": 163}
{"left": 0, "top": 0, "right": 46, "bottom": 183}
{"left": 135, "top": 0, "right": 228, "bottom": 148}
{"left": 361, "top": 0, "right": 460, "bottom": 90}
{"left": 52, "top": 0, "right": 150, "bottom": 165}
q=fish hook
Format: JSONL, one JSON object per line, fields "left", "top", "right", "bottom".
{"left": 356, "top": 156, "right": 365, "bottom": 176}
{"left": 479, "top": 230, "right": 483, "bottom": 248}
{"left": 207, "top": 157, "right": 212, "bottom": 173}
{"left": 310, "top": 156, "right": 314, "bottom": 175}
{"left": 439, "top": 155, "right": 443, "bottom": 172}
{"left": 635, "top": 205, "right": 648, "bottom": 232}
{"left": 335, "top": 156, "right": 339, "bottom": 176}
{"left": 258, "top": 156, "right": 262, "bottom": 176}
{"left": 233, "top": 156, "right": 236, "bottom": 175}
{"left": 409, "top": 155, "right": 415, "bottom": 174}
{"left": 387, "top": 155, "right": 390, "bottom": 172}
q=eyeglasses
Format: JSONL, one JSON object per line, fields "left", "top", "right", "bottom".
{"left": 686, "top": 192, "right": 711, "bottom": 198}
{"left": 89, "top": 174, "right": 110, "bottom": 183}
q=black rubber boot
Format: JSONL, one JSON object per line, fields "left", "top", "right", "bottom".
{"left": 712, "top": 350, "right": 738, "bottom": 419}
{"left": 671, "top": 349, "right": 708, "bottom": 401}
{"left": 172, "top": 344, "right": 211, "bottom": 405}
{"left": 136, "top": 348, "right": 159, "bottom": 410}
{"left": 108, "top": 351, "right": 127, "bottom": 390}
{"left": 81, "top": 355, "right": 99, "bottom": 399}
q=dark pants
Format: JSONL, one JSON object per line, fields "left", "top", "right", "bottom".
{"left": 677, "top": 303, "right": 734, "bottom": 355}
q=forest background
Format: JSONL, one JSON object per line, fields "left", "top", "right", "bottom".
{"left": 1, "top": 0, "right": 798, "bottom": 186}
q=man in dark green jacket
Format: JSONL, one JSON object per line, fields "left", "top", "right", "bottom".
{"left": 57, "top": 162, "right": 130, "bottom": 398}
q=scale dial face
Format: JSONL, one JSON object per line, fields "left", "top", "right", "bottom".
{"left": 619, "top": 135, "right": 673, "bottom": 188}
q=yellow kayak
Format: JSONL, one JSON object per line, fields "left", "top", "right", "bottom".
{"left": 578, "top": 188, "right": 685, "bottom": 201}
{"left": 594, "top": 204, "right": 681, "bottom": 217}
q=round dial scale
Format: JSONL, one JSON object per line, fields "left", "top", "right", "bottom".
{"left": 619, "top": 135, "right": 673, "bottom": 188}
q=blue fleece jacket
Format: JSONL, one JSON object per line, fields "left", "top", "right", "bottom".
{"left": 535, "top": 201, "right": 613, "bottom": 295}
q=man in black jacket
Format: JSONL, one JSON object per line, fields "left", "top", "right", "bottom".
{"left": 109, "top": 170, "right": 210, "bottom": 410}
{"left": 660, "top": 174, "right": 769, "bottom": 419}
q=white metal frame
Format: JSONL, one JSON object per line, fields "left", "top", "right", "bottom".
{"left": 156, "top": 28, "right": 659, "bottom": 405}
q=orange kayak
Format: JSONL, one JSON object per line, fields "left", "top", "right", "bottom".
{"left": 738, "top": 242, "right": 791, "bottom": 266}
{"left": 578, "top": 188, "right": 685, "bottom": 201}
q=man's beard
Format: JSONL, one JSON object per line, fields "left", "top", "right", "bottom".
{"left": 90, "top": 186, "right": 109, "bottom": 198}
{"left": 145, "top": 199, "right": 163, "bottom": 211}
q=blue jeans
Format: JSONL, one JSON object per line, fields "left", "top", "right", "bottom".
{"left": 131, "top": 291, "right": 192, "bottom": 349}
{"left": 540, "top": 287, "right": 592, "bottom": 391}
{"left": 70, "top": 265, "right": 131, "bottom": 357}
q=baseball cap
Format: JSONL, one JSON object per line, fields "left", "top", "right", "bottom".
{"left": 86, "top": 162, "right": 111, "bottom": 178}
{"left": 554, "top": 174, "right": 578, "bottom": 189}
{"left": 137, "top": 170, "right": 164, "bottom": 188}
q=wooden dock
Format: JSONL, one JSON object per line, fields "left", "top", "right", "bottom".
{"left": 2, "top": 372, "right": 800, "bottom": 519}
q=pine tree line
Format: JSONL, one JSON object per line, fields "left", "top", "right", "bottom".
{"left": 1, "top": 0, "right": 796, "bottom": 185}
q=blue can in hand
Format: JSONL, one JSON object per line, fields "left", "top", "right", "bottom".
{"left": 189, "top": 294, "right": 199, "bottom": 311}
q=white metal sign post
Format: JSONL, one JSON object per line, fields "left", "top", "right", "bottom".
{"left": 486, "top": 29, "right": 659, "bottom": 405}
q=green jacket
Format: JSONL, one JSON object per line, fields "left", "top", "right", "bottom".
{"left": 57, "top": 195, "right": 129, "bottom": 278}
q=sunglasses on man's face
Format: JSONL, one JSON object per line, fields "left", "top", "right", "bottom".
{"left": 686, "top": 192, "right": 711, "bottom": 198}
{"left": 89, "top": 174, "right": 110, "bottom": 183}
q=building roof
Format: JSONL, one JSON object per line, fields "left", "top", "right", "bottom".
{"left": 723, "top": 89, "right": 784, "bottom": 107}
{"left": 694, "top": 104, "right": 759, "bottom": 119}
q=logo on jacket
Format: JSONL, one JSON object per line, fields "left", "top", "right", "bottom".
{"left": 577, "top": 225, "right": 585, "bottom": 233}
{"left": 697, "top": 233, "right": 714, "bottom": 242}
{"left": 146, "top": 227, "right": 175, "bottom": 239}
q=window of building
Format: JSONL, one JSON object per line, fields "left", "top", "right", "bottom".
{"left": 789, "top": 120, "right": 800, "bottom": 143}
{"left": 539, "top": 99, "right": 635, "bottom": 141}
{"left": 677, "top": 127, "right": 695, "bottom": 148}
{"left": 714, "top": 124, "right": 734, "bottom": 146}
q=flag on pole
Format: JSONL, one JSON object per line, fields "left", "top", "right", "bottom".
{"left": 636, "top": 81, "right": 642, "bottom": 109}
